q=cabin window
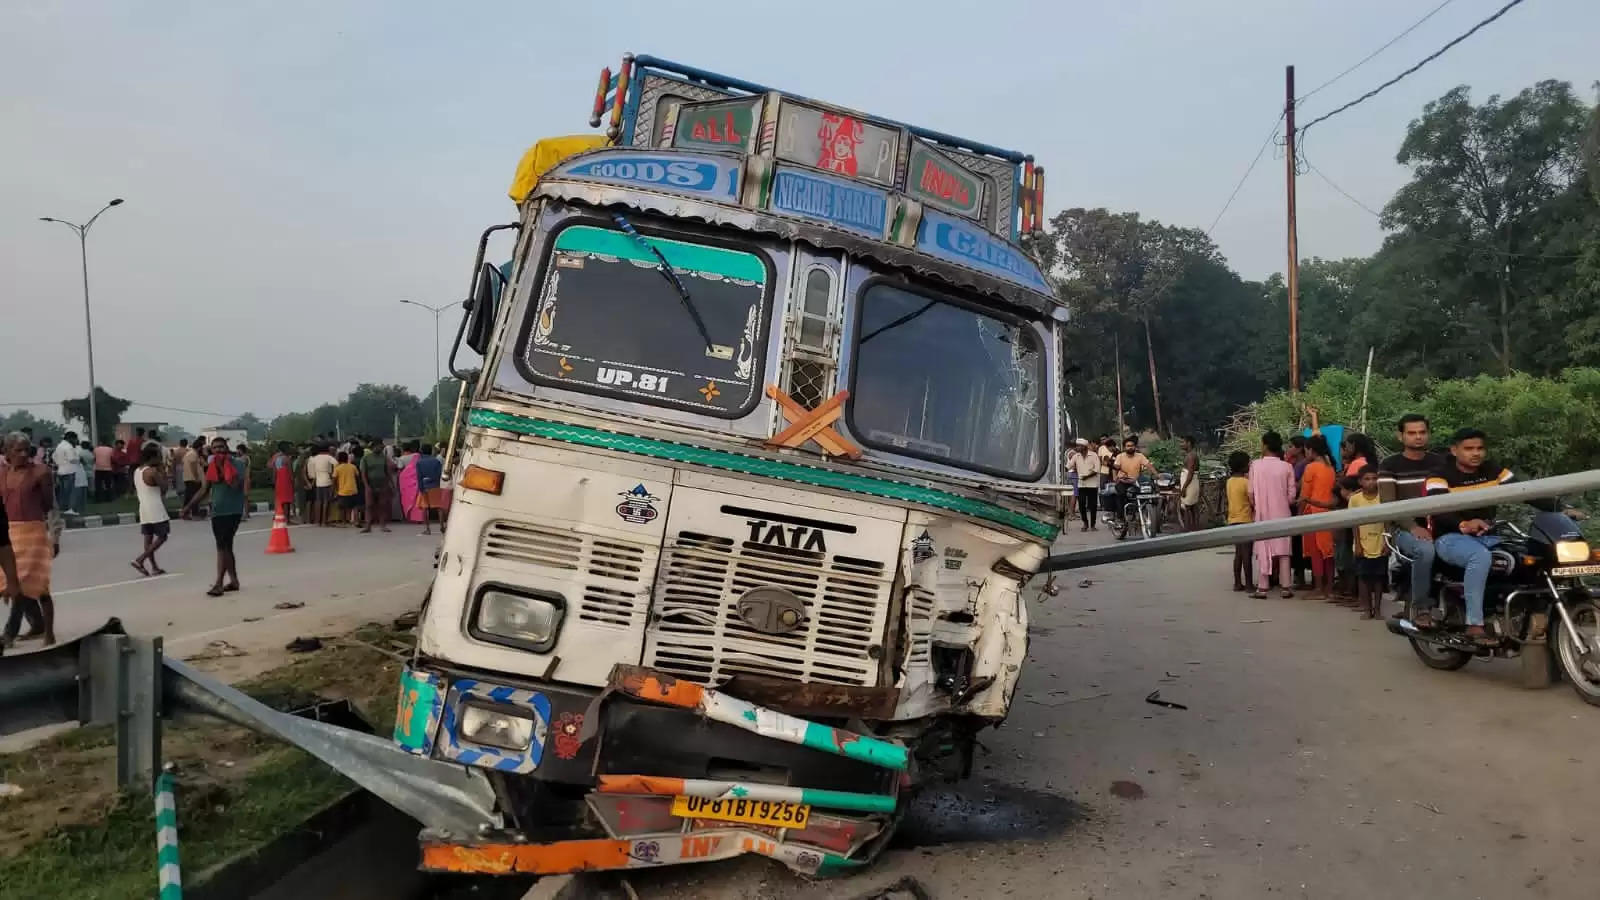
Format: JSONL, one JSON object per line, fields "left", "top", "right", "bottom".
{"left": 783, "top": 265, "right": 838, "bottom": 410}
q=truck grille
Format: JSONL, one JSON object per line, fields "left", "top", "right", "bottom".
{"left": 644, "top": 530, "right": 896, "bottom": 686}
{"left": 480, "top": 521, "right": 650, "bottom": 630}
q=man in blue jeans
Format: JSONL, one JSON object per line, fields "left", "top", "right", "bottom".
{"left": 1379, "top": 414, "right": 1446, "bottom": 618}
{"left": 1425, "top": 428, "right": 1550, "bottom": 643}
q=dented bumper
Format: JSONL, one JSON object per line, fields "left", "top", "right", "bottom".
{"left": 395, "top": 662, "right": 908, "bottom": 875}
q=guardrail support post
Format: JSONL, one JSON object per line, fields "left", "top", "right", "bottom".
{"left": 80, "top": 634, "right": 164, "bottom": 789}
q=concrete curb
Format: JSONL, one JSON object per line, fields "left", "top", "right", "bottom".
{"left": 63, "top": 501, "right": 273, "bottom": 530}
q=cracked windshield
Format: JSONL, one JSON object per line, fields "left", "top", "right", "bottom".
{"left": 850, "top": 282, "right": 1046, "bottom": 478}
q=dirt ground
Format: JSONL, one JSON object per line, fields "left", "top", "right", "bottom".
{"left": 613, "top": 529, "right": 1600, "bottom": 899}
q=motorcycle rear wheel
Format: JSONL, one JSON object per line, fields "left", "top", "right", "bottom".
{"left": 1553, "top": 599, "right": 1600, "bottom": 707}
{"left": 1409, "top": 637, "right": 1472, "bottom": 671}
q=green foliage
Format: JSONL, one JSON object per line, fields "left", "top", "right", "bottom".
{"left": 1143, "top": 437, "right": 1184, "bottom": 473}
{"left": 1234, "top": 368, "right": 1600, "bottom": 479}
{"left": 0, "top": 410, "right": 64, "bottom": 442}
{"left": 219, "top": 413, "right": 268, "bottom": 440}
{"left": 60, "top": 387, "right": 131, "bottom": 443}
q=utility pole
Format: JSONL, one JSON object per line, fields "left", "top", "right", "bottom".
{"left": 1284, "top": 65, "right": 1301, "bottom": 393}
{"left": 41, "top": 198, "right": 124, "bottom": 444}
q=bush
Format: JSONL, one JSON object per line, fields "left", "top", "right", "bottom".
{"left": 1231, "top": 367, "right": 1600, "bottom": 478}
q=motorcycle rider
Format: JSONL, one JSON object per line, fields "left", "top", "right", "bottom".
{"left": 1111, "top": 435, "right": 1155, "bottom": 522}
{"left": 1378, "top": 414, "right": 1446, "bottom": 623}
{"left": 1425, "top": 428, "right": 1551, "bottom": 644}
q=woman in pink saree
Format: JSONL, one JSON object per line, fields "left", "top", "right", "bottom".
{"left": 1247, "top": 431, "right": 1298, "bottom": 599}
{"left": 397, "top": 443, "right": 423, "bottom": 524}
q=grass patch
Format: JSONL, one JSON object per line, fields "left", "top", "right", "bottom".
{"left": 0, "top": 750, "right": 349, "bottom": 900}
{"left": 0, "top": 621, "right": 413, "bottom": 898}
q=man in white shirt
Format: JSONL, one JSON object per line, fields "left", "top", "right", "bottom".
{"left": 307, "top": 445, "right": 337, "bottom": 527}
{"left": 51, "top": 432, "right": 84, "bottom": 514}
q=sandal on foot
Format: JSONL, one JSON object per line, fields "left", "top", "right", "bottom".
{"left": 223, "top": 583, "right": 240, "bottom": 593}
{"left": 1250, "top": 590, "right": 1268, "bottom": 600}
{"left": 1280, "top": 590, "right": 1294, "bottom": 599}
{"left": 130, "top": 561, "right": 149, "bottom": 577}
{"left": 205, "top": 586, "right": 225, "bottom": 597}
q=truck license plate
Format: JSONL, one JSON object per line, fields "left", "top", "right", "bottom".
{"left": 1553, "top": 563, "right": 1600, "bottom": 577}
{"left": 670, "top": 795, "right": 810, "bottom": 828}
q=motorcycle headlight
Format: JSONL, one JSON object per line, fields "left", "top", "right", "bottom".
{"left": 1556, "top": 540, "right": 1592, "bottom": 564}
{"left": 472, "top": 586, "right": 564, "bottom": 652}
{"left": 459, "top": 704, "right": 534, "bottom": 750}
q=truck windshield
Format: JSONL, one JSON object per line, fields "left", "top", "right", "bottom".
{"left": 849, "top": 282, "right": 1047, "bottom": 480}
{"left": 521, "top": 224, "right": 769, "bottom": 417}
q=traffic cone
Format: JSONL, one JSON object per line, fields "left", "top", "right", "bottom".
{"left": 265, "top": 506, "right": 295, "bottom": 554}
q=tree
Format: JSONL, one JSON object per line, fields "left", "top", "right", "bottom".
{"left": 339, "top": 383, "right": 424, "bottom": 438}
{"left": 219, "top": 413, "right": 268, "bottom": 440}
{"left": 420, "top": 377, "right": 464, "bottom": 438}
{"left": 61, "top": 387, "right": 131, "bottom": 443}
{"left": 1383, "top": 81, "right": 1591, "bottom": 372}
{"left": 0, "top": 410, "right": 64, "bottom": 442}
{"left": 267, "top": 412, "right": 315, "bottom": 443}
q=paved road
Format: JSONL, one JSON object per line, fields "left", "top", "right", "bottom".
{"left": 625, "top": 528, "right": 1600, "bottom": 900}
{"left": 17, "top": 517, "right": 437, "bottom": 667}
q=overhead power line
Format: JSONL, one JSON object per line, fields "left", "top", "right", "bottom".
{"left": 1297, "top": 0, "right": 1529, "bottom": 137}
{"left": 1207, "top": 113, "right": 1285, "bottom": 235}
{"left": 1295, "top": 0, "right": 1459, "bottom": 105}
{"left": 1302, "top": 155, "right": 1583, "bottom": 261}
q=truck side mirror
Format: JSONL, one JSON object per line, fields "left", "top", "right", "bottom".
{"left": 464, "top": 262, "right": 506, "bottom": 356}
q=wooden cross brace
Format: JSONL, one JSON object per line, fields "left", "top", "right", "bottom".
{"left": 764, "top": 385, "right": 863, "bottom": 459}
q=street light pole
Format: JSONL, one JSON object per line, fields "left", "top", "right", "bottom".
{"left": 41, "top": 198, "right": 124, "bottom": 445}
{"left": 399, "top": 300, "right": 455, "bottom": 437}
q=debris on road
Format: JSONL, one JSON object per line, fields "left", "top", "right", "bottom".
{"left": 0, "top": 783, "right": 22, "bottom": 798}
{"left": 1240, "top": 618, "right": 1272, "bottom": 624}
{"left": 853, "top": 877, "right": 933, "bottom": 900}
{"left": 1414, "top": 801, "right": 1443, "bottom": 815}
{"left": 285, "top": 636, "right": 322, "bottom": 653}
{"left": 1109, "top": 780, "right": 1145, "bottom": 800}
{"left": 1025, "top": 690, "right": 1111, "bottom": 707}
{"left": 241, "top": 617, "right": 262, "bottom": 623}
{"left": 393, "top": 610, "right": 420, "bottom": 630}
{"left": 185, "top": 640, "right": 247, "bottom": 660}
{"left": 1077, "top": 579, "right": 1094, "bottom": 588}
{"left": 273, "top": 601, "right": 305, "bottom": 610}
{"left": 1145, "top": 690, "right": 1188, "bottom": 710}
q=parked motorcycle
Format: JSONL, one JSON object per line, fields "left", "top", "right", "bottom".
{"left": 1109, "top": 475, "right": 1163, "bottom": 541}
{"left": 1386, "top": 511, "right": 1600, "bottom": 707}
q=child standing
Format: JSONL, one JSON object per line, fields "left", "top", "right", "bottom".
{"left": 1297, "top": 435, "right": 1338, "bottom": 601}
{"left": 333, "top": 452, "right": 360, "bottom": 526}
{"left": 1225, "top": 451, "right": 1254, "bottom": 591}
{"left": 1347, "top": 465, "right": 1387, "bottom": 619}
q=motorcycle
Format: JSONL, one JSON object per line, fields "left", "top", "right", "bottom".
{"left": 1108, "top": 474, "right": 1163, "bottom": 541}
{"left": 1386, "top": 511, "right": 1600, "bottom": 707}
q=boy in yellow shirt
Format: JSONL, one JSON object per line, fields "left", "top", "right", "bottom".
{"left": 1225, "top": 451, "right": 1254, "bottom": 591}
{"left": 1347, "top": 465, "right": 1386, "bottom": 619}
{"left": 333, "top": 452, "right": 360, "bottom": 526}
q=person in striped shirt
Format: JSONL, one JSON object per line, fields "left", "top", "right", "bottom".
{"left": 1425, "top": 428, "right": 1551, "bottom": 643}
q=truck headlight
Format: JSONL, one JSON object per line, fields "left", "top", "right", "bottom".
{"left": 459, "top": 704, "right": 534, "bottom": 750}
{"left": 1556, "top": 540, "right": 1591, "bottom": 564}
{"left": 472, "top": 586, "right": 564, "bottom": 652}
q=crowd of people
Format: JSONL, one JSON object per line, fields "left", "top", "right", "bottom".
{"left": 1228, "top": 411, "right": 1522, "bottom": 640}
{"left": 1064, "top": 433, "right": 1197, "bottom": 532}
{"left": 0, "top": 428, "right": 450, "bottom": 652}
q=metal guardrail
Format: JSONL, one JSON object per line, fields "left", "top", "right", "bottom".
{"left": 0, "top": 622, "right": 500, "bottom": 836}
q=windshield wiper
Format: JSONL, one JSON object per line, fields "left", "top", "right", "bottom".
{"left": 611, "top": 214, "right": 726, "bottom": 359}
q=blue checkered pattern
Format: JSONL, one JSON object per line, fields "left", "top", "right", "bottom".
{"left": 438, "top": 678, "right": 552, "bottom": 774}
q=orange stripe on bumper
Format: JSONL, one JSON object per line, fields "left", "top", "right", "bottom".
{"left": 596, "top": 774, "right": 686, "bottom": 795}
{"left": 420, "top": 838, "right": 632, "bottom": 875}
{"left": 610, "top": 664, "right": 705, "bottom": 709}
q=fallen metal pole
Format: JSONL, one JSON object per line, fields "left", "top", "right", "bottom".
{"left": 1040, "top": 469, "right": 1600, "bottom": 573}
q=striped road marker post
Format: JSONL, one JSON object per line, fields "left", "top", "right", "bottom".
{"left": 155, "top": 771, "right": 182, "bottom": 899}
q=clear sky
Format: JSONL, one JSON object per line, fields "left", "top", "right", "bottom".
{"left": 3, "top": 0, "right": 1595, "bottom": 431}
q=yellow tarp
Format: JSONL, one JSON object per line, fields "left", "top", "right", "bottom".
{"left": 508, "top": 135, "right": 610, "bottom": 204}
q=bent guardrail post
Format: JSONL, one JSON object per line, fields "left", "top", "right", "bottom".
{"left": 162, "top": 657, "right": 501, "bottom": 836}
{"left": 1040, "top": 469, "right": 1600, "bottom": 572}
